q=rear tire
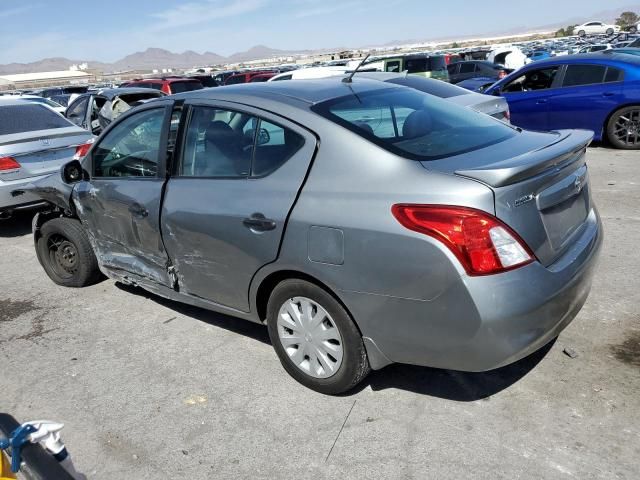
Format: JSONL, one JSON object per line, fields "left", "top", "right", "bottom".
{"left": 606, "top": 106, "right": 640, "bottom": 150}
{"left": 578, "top": 30, "right": 586, "bottom": 37}
{"left": 36, "top": 217, "right": 102, "bottom": 287}
{"left": 606, "top": 28, "right": 614, "bottom": 35}
{"left": 266, "top": 279, "right": 370, "bottom": 395}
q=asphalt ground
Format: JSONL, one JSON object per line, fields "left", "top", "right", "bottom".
{"left": 1, "top": 145, "right": 638, "bottom": 479}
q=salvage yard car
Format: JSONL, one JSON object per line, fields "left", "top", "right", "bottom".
{"left": 485, "top": 52, "right": 640, "bottom": 149}
{"left": 25, "top": 79, "right": 602, "bottom": 394}
{"left": 0, "top": 98, "right": 92, "bottom": 218}
{"left": 66, "top": 88, "right": 166, "bottom": 135}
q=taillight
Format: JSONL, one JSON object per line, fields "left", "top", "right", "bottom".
{"left": 73, "top": 139, "right": 94, "bottom": 160}
{"left": 0, "top": 156, "right": 21, "bottom": 171}
{"left": 391, "top": 205, "right": 534, "bottom": 275}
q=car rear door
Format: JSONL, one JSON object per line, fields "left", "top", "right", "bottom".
{"left": 548, "top": 64, "right": 624, "bottom": 133}
{"left": 161, "top": 101, "right": 316, "bottom": 312}
{"left": 73, "top": 100, "right": 178, "bottom": 286}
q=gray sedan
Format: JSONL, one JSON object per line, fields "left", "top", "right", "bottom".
{"left": 0, "top": 98, "right": 92, "bottom": 218}
{"left": 27, "top": 78, "right": 602, "bottom": 394}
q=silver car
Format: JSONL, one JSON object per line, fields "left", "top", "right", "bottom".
{"left": 0, "top": 98, "right": 93, "bottom": 218}
{"left": 27, "top": 78, "right": 602, "bottom": 394}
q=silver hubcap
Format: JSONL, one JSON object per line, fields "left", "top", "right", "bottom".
{"left": 277, "top": 297, "right": 343, "bottom": 379}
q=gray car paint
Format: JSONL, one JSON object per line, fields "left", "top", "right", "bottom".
{"left": 30, "top": 78, "right": 602, "bottom": 373}
{"left": 0, "top": 99, "right": 92, "bottom": 212}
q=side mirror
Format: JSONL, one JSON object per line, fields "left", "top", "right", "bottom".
{"left": 61, "top": 160, "right": 87, "bottom": 184}
{"left": 257, "top": 128, "right": 271, "bottom": 146}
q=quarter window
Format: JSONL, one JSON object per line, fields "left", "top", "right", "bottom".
{"left": 92, "top": 108, "right": 165, "bottom": 178}
{"left": 385, "top": 60, "right": 401, "bottom": 73}
{"left": 459, "top": 63, "right": 477, "bottom": 74}
{"left": 562, "top": 65, "right": 607, "bottom": 87}
{"left": 605, "top": 67, "right": 624, "bottom": 83}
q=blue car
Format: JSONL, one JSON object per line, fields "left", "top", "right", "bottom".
{"left": 456, "top": 76, "right": 497, "bottom": 92}
{"left": 485, "top": 53, "right": 640, "bottom": 149}
{"left": 529, "top": 50, "right": 552, "bottom": 61}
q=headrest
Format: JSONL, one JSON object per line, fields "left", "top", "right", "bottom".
{"left": 403, "top": 110, "right": 432, "bottom": 139}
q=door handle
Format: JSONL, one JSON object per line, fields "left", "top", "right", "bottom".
{"left": 128, "top": 203, "right": 148, "bottom": 218}
{"left": 602, "top": 92, "right": 615, "bottom": 97}
{"left": 243, "top": 213, "right": 276, "bottom": 232}
{"left": 536, "top": 99, "right": 548, "bottom": 104}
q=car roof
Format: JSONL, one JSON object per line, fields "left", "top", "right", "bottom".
{"left": 170, "top": 76, "right": 402, "bottom": 107}
{"left": 522, "top": 52, "right": 640, "bottom": 68}
{"left": 0, "top": 97, "right": 54, "bottom": 107}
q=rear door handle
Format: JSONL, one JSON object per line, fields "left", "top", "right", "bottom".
{"left": 243, "top": 213, "right": 276, "bottom": 232}
{"left": 602, "top": 92, "right": 615, "bottom": 97}
{"left": 536, "top": 99, "right": 548, "bottom": 104}
{"left": 128, "top": 203, "right": 148, "bottom": 218}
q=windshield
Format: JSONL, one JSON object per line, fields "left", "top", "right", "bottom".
{"left": 312, "top": 88, "right": 516, "bottom": 161}
{"left": 0, "top": 104, "right": 72, "bottom": 135}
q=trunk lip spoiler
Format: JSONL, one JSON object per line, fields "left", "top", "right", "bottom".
{"left": 455, "top": 129, "right": 594, "bottom": 188}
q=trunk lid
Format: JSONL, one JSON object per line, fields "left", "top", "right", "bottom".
{"left": 422, "top": 129, "right": 594, "bottom": 267}
{"left": 0, "top": 127, "right": 91, "bottom": 181}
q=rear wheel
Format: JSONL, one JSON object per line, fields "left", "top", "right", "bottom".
{"left": 266, "top": 279, "right": 370, "bottom": 394}
{"left": 36, "top": 217, "right": 102, "bottom": 287}
{"left": 606, "top": 106, "right": 640, "bottom": 150}
{"left": 606, "top": 28, "right": 614, "bottom": 35}
{"left": 578, "top": 30, "right": 586, "bottom": 37}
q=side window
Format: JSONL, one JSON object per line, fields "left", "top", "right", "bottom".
{"left": 605, "top": 67, "right": 624, "bottom": 83}
{"left": 459, "top": 63, "right": 476, "bottom": 74}
{"left": 92, "top": 108, "right": 166, "bottom": 178}
{"left": 562, "top": 65, "right": 606, "bottom": 87}
{"left": 405, "top": 58, "right": 427, "bottom": 74}
{"left": 273, "top": 74, "right": 292, "bottom": 81}
{"left": 180, "top": 106, "right": 253, "bottom": 178}
{"left": 66, "top": 97, "right": 88, "bottom": 123}
{"left": 252, "top": 119, "right": 305, "bottom": 177}
{"left": 385, "top": 60, "right": 401, "bottom": 73}
{"left": 447, "top": 64, "right": 459, "bottom": 75}
{"left": 502, "top": 67, "right": 559, "bottom": 92}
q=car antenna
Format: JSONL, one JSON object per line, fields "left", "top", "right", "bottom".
{"left": 343, "top": 54, "right": 371, "bottom": 83}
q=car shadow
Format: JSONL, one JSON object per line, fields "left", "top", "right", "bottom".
{"left": 0, "top": 210, "right": 36, "bottom": 238}
{"left": 116, "top": 282, "right": 554, "bottom": 401}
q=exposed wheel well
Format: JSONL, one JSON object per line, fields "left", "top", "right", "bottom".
{"left": 255, "top": 270, "right": 359, "bottom": 331}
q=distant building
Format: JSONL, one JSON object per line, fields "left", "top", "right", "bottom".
{"left": 0, "top": 69, "right": 95, "bottom": 90}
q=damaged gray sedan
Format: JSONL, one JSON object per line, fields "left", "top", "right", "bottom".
{"left": 26, "top": 79, "right": 602, "bottom": 394}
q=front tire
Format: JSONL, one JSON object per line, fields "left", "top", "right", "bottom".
{"left": 606, "top": 28, "right": 614, "bottom": 35}
{"left": 606, "top": 106, "right": 640, "bottom": 150}
{"left": 36, "top": 217, "right": 102, "bottom": 287}
{"left": 578, "top": 30, "right": 586, "bottom": 37}
{"left": 267, "top": 279, "right": 370, "bottom": 395}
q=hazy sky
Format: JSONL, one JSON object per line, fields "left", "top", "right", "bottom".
{"left": 0, "top": 0, "right": 637, "bottom": 63}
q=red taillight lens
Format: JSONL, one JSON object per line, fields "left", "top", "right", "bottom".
{"left": 391, "top": 205, "right": 534, "bottom": 275}
{"left": 73, "top": 139, "right": 94, "bottom": 160}
{"left": 0, "top": 156, "right": 21, "bottom": 171}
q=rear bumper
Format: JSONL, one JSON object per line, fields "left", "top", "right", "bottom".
{"left": 0, "top": 173, "right": 50, "bottom": 211}
{"left": 342, "top": 208, "right": 603, "bottom": 371}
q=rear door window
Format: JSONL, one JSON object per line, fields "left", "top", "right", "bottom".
{"left": 562, "top": 65, "right": 607, "bottom": 87}
{"left": 385, "top": 60, "right": 401, "bottom": 73}
{"left": 405, "top": 58, "right": 427, "bottom": 73}
{"left": 0, "top": 104, "right": 72, "bottom": 135}
{"left": 459, "top": 63, "right": 477, "bottom": 74}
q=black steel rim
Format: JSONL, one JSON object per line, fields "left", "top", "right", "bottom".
{"left": 47, "top": 234, "right": 78, "bottom": 278}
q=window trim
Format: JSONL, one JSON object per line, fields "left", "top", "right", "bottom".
{"left": 88, "top": 103, "right": 173, "bottom": 180}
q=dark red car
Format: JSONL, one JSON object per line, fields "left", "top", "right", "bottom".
{"left": 124, "top": 77, "right": 203, "bottom": 95}
{"left": 224, "top": 71, "right": 277, "bottom": 85}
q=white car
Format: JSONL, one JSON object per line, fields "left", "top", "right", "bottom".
{"left": 576, "top": 21, "right": 621, "bottom": 36}
{"left": 16, "top": 95, "right": 66, "bottom": 115}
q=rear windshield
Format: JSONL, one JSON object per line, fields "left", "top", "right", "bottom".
{"left": 0, "top": 104, "right": 71, "bottom": 135}
{"left": 170, "top": 81, "right": 204, "bottom": 93}
{"left": 312, "top": 88, "right": 516, "bottom": 161}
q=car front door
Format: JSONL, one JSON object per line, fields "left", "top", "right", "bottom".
{"left": 548, "top": 64, "right": 624, "bottom": 133}
{"left": 498, "top": 65, "right": 561, "bottom": 131}
{"left": 161, "top": 102, "right": 316, "bottom": 312}
{"left": 73, "top": 101, "right": 177, "bottom": 286}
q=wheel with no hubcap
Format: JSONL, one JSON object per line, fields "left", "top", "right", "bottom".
{"left": 267, "top": 279, "right": 370, "bottom": 394}
{"left": 606, "top": 28, "right": 614, "bottom": 35}
{"left": 36, "top": 217, "right": 102, "bottom": 287}
{"left": 607, "top": 106, "right": 640, "bottom": 150}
